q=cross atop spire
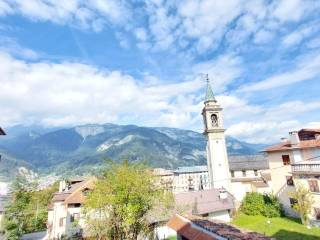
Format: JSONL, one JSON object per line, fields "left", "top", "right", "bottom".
{"left": 204, "top": 74, "right": 216, "bottom": 102}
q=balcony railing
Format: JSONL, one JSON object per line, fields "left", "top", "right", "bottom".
{"left": 292, "top": 163, "right": 320, "bottom": 174}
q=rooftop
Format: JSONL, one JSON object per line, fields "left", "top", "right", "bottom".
{"left": 264, "top": 128, "right": 320, "bottom": 152}
{"left": 52, "top": 177, "right": 95, "bottom": 205}
{"left": 167, "top": 214, "right": 273, "bottom": 240}
{"left": 264, "top": 139, "right": 320, "bottom": 152}
{"left": 174, "top": 165, "right": 208, "bottom": 174}
{"left": 175, "top": 189, "right": 234, "bottom": 215}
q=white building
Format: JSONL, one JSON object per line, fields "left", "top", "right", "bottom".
{"left": 264, "top": 128, "right": 320, "bottom": 224}
{"left": 47, "top": 178, "right": 95, "bottom": 239}
{"left": 155, "top": 158, "right": 271, "bottom": 202}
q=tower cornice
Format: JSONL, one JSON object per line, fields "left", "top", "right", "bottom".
{"left": 203, "top": 128, "right": 226, "bottom": 135}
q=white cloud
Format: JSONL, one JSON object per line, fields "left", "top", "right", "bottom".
{"left": 226, "top": 120, "right": 301, "bottom": 143}
{"left": 239, "top": 52, "right": 320, "bottom": 92}
{"left": 134, "top": 28, "right": 147, "bottom": 41}
{"left": 0, "top": 0, "right": 12, "bottom": 15}
{"left": 225, "top": 99, "right": 320, "bottom": 143}
{"left": 134, "top": 0, "right": 320, "bottom": 54}
{"left": 0, "top": 37, "right": 39, "bottom": 59}
{"left": 306, "top": 36, "right": 320, "bottom": 49}
{"left": 0, "top": 52, "right": 206, "bottom": 129}
{"left": 192, "top": 54, "right": 243, "bottom": 92}
{"left": 272, "top": 0, "right": 313, "bottom": 22}
{"left": 0, "top": 0, "right": 131, "bottom": 31}
{"left": 282, "top": 22, "right": 319, "bottom": 47}
{"left": 253, "top": 29, "right": 274, "bottom": 44}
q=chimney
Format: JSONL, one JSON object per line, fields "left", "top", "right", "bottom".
{"left": 59, "top": 180, "right": 66, "bottom": 192}
{"left": 289, "top": 131, "right": 300, "bottom": 145}
{"left": 219, "top": 188, "right": 228, "bottom": 200}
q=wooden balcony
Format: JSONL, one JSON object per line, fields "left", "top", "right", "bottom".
{"left": 292, "top": 163, "right": 320, "bottom": 174}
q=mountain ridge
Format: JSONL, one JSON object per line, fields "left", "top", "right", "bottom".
{"left": 0, "top": 123, "right": 267, "bottom": 178}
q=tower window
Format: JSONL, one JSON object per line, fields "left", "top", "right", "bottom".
{"left": 242, "top": 170, "right": 246, "bottom": 177}
{"left": 254, "top": 170, "right": 258, "bottom": 176}
{"left": 211, "top": 114, "right": 218, "bottom": 127}
{"left": 230, "top": 170, "right": 234, "bottom": 177}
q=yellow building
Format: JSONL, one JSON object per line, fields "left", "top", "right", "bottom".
{"left": 264, "top": 129, "right": 320, "bottom": 224}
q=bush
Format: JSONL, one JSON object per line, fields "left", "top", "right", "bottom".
{"left": 241, "top": 192, "right": 283, "bottom": 218}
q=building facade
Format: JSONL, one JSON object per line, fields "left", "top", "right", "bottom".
{"left": 47, "top": 178, "right": 95, "bottom": 239}
{"left": 155, "top": 156, "right": 271, "bottom": 202}
{"left": 265, "top": 128, "right": 320, "bottom": 224}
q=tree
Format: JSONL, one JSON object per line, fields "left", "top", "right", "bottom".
{"left": 290, "top": 183, "right": 314, "bottom": 225}
{"left": 83, "top": 160, "right": 173, "bottom": 240}
{"left": 240, "top": 192, "right": 283, "bottom": 217}
{"left": 3, "top": 174, "right": 58, "bottom": 239}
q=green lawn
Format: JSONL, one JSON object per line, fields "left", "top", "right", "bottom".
{"left": 165, "top": 237, "right": 177, "bottom": 240}
{"left": 232, "top": 214, "right": 320, "bottom": 240}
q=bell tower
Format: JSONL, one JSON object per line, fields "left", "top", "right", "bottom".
{"left": 202, "top": 75, "right": 231, "bottom": 191}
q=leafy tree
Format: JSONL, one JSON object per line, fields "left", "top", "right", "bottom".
{"left": 3, "top": 174, "right": 58, "bottom": 239}
{"left": 241, "top": 192, "right": 265, "bottom": 216}
{"left": 241, "top": 192, "right": 282, "bottom": 218}
{"left": 83, "top": 160, "right": 173, "bottom": 240}
{"left": 290, "top": 183, "right": 314, "bottom": 225}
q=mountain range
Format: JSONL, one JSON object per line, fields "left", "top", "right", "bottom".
{"left": 0, "top": 124, "right": 267, "bottom": 179}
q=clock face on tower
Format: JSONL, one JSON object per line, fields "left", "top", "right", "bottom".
{"left": 211, "top": 113, "right": 218, "bottom": 127}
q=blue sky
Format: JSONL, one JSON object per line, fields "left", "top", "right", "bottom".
{"left": 0, "top": 0, "right": 320, "bottom": 143}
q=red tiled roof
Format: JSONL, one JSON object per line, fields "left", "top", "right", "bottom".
{"left": 264, "top": 139, "right": 320, "bottom": 152}
{"left": 52, "top": 178, "right": 96, "bottom": 204}
{"left": 167, "top": 215, "right": 217, "bottom": 240}
{"left": 167, "top": 215, "right": 272, "bottom": 240}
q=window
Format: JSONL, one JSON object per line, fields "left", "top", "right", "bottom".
{"left": 211, "top": 114, "right": 218, "bottom": 127}
{"left": 289, "top": 198, "right": 298, "bottom": 208}
{"left": 230, "top": 170, "right": 235, "bottom": 177}
{"left": 254, "top": 170, "right": 258, "bottom": 176}
{"left": 282, "top": 155, "right": 290, "bottom": 165}
{"left": 59, "top": 218, "right": 64, "bottom": 227}
{"left": 286, "top": 176, "right": 294, "bottom": 186}
{"left": 314, "top": 208, "right": 320, "bottom": 220}
{"left": 242, "top": 170, "right": 246, "bottom": 177}
{"left": 71, "top": 213, "right": 80, "bottom": 222}
{"left": 308, "top": 180, "right": 319, "bottom": 192}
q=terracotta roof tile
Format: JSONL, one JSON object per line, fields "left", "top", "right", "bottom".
{"left": 167, "top": 215, "right": 272, "bottom": 240}
{"left": 52, "top": 178, "right": 96, "bottom": 204}
{"left": 264, "top": 139, "right": 320, "bottom": 152}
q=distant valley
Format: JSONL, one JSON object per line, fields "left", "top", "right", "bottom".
{"left": 0, "top": 124, "right": 267, "bottom": 179}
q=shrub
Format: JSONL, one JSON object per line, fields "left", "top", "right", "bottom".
{"left": 241, "top": 192, "right": 282, "bottom": 218}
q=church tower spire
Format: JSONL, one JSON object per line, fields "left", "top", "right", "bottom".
{"left": 204, "top": 74, "right": 216, "bottom": 102}
{"left": 202, "top": 76, "right": 231, "bottom": 191}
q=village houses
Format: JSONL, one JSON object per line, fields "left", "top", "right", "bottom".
{"left": 264, "top": 128, "right": 320, "bottom": 225}
{"left": 46, "top": 78, "right": 275, "bottom": 239}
